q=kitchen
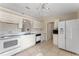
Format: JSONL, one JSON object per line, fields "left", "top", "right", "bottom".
{"left": 0, "top": 5, "right": 43, "bottom": 55}
{"left": 0, "top": 3, "right": 79, "bottom": 56}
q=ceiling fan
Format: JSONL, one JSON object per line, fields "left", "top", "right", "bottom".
{"left": 25, "top": 3, "right": 49, "bottom": 10}
{"left": 41, "top": 3, "right": 49, "bottom": 10}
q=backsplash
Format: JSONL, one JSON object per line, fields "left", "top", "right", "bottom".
{"left": 0, "top": 22, "right": 21, "bottom": 35}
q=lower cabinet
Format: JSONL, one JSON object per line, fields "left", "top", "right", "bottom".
{"left": 53, "top": 34, "right": 58, "bottom": 46}
{"left": 19, "top": 34, "right": 36, "bottom": 50}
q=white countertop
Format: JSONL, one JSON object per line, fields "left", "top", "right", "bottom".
{"left": 0, "top": 32, "right": 35, "bottom": 40}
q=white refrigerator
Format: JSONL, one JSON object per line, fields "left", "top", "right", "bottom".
{"left": 58, "top": 20, "right": 79, "bottom": 54}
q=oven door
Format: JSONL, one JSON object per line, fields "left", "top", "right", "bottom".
{"left": 0, "top": 38, "right": 20, "bottom": 54}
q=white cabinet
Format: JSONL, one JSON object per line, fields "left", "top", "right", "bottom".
{"left": 18, "top": 19, "right": 23, "bottom": 28}
{"left": 0, "top": 11, "right": 20, "bottom": 23}
{"left": 32, "top": 20, "right": 41, "bottom": 28}
{"left": 53, "top": 34, "right": 58, "bottom": 46}
{"left": 19, "top": 34, "right": 36, "bottom": 50}
{"left": 0, "top": 10, "right": 23, "bottom": 28}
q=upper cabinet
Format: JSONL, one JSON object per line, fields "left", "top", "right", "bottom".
{"left": 32, "top": 20, "right": 42, "bottom": 28}
{"left": 18, "top": 19, "right": 23, "bottom": 28}
{"left": 0, "top": 9, "right": 41, "bottom": 29}
{"left": 0, "top": 10, "right": 23, "bottom": 28}
{"left": 0, "top": 10, "right": 22, "bottom": 24}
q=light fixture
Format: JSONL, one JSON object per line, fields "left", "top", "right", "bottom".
{"left": 41, "top": 3, "right": 49, "bottom": 10}
{"left": 23, "top": 20, "right": 26, "bottom": 22}
{"left": 36, "top": 3, "right": 49, "bottom": 10}
{"left": 25, "top": 6, "right": 30, "bottom": 9}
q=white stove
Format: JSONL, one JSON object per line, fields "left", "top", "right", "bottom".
{"left": 0, "top": 36, "right": 20, "bottom": 54}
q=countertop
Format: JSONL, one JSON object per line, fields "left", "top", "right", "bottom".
{"left": 0, "top": 32, "right": 35, "bottom": 40}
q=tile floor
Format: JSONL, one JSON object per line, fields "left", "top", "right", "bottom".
{"left": 15, "top": 40, "right": 78, "bottom": 56}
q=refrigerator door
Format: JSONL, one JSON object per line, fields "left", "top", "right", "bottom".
{"left": 66, "top": 20, "right": 79, "bottom": 54}
{"left": 58, "top": 21, "right": 66, "bottom": 49}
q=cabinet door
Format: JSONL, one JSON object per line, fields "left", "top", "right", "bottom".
{"left": 66, "top": 20, "right": 79, "bottom": 54}
{"left": 19, "top": 35, "right": 35, "bottom": 50}
{"left": 18, "top": 19, "right": 23, "bottom": 28}
{"left": 58, "top": 21, "right": 66, "bottom": 49}
{"left": 0, "top": 11, "right": 10, "bottom": 22}
{"left": 53, "top": 34, "right": 58, "bottom": 46}
{"left": 0, "top": 10, "right": 22, "bottom": 24}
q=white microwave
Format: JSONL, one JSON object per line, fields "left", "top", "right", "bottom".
{"left": 0, "top": 37, "right": 20, "bottom": 54}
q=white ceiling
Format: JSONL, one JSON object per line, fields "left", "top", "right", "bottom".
{"left": 0, "top": 3, "right": 79, "bottom": 19}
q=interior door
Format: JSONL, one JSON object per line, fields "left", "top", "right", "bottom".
{"left": 58, "top": 21, "right": 66, "bottom": 49}
{"left": 66, "top": 20, "right": 79, "bottom": 54}
{"left": 47, "top": 22, "right": 54, "bottom": 40}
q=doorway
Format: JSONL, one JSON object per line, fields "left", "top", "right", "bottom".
{"left": 47, "top": 22, "right": 54, "bottom": 41}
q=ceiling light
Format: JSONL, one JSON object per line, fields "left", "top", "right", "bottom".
{"left": 25, "top": 6, "right": 30, "bottom": 9}
{"left": 23, "top": 20, "right": 26, "bottom": 22}
{"left": 46, "top": 8, "right": 49, "bottom": 10}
